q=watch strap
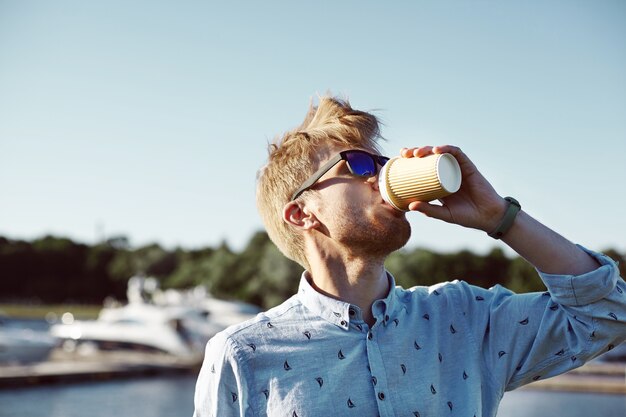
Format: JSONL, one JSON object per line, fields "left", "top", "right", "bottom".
{"left": 488, "top": 197, "right": 521, "bottom": 239}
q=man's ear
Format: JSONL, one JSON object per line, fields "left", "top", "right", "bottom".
{"left": 283, "top": 201, "right": 320, "bottom": 230}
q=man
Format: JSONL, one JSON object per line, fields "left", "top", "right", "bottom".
{"left": 194, "top": 96, "right": 626, "bottom": 417}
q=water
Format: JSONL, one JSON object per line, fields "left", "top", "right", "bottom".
{"left": 0, "top": 374, "right": 624, "bottom": 417}
{"left": 0, "top": 375, "right": 196, "bottom": 417}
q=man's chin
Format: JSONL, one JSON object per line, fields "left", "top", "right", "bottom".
{"left": 363, "top": 219, "right": 411, "bottom": 258}
{"left": 336, "top": 208, "right": 411, "bottom": 258}
{"left": 386, "top": 221, "right": 412, "bottom": 253}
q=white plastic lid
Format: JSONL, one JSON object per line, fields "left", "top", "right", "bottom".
{"left": 436, "top": 153, "right": 462, "bottom": 193}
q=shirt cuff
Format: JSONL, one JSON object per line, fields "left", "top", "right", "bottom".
{"left": 538, "top": 245, "right": 620, "bottom": 306}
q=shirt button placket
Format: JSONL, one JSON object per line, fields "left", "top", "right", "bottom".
{"left": 366, "top": 327, "right": 393, "bottom": 417}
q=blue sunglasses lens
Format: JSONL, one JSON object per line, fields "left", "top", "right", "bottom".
{"left": 345, "top": 152, "right": 377, "bottom": 176}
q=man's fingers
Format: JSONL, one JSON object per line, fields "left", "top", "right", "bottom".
{"left": 416, "top": 146, "right": 433, "bottom": 157}
{"left": 433, "top": 145, "right": 462, "bottom": 155}
{"left": 433, "top": 145, "right": 467, "bottom": 161}
{"left": 400, "top": 146, "right": 434, "bottom": 158}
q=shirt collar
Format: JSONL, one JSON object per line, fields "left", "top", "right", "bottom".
{"left": 297, "top": 270, "right": 400, "bottom": 330}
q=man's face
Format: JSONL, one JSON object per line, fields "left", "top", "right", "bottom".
{"left": 305, "top": 147, "right": 411, "bottom": 258}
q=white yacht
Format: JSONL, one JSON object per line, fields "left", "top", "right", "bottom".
{"left": 52, "top": 304, "right": 202, "bottom": 358}
{"left": 50, "top": 276, "right": 260, "bottom": 359}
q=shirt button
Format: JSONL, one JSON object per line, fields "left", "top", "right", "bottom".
{"left": 367, "top": 332, "right": 373, "bottom": 340}
{"left": 349, "top": 308, "right": 356, "bottom": 316}
{"left": 378, "top": 392, "right": 385, "bottom": 400}
{"left": 340, "top": 320, "right": 347, "bottom": 326}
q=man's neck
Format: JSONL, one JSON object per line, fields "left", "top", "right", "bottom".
{"left": 306, "top": 248, "right": 389, "bottom": 327}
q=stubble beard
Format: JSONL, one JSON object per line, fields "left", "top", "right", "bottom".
{"left": 337, "top": 211, "right": 412, "bottom": 259}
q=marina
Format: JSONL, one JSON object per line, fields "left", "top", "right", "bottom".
{"left": 2, "top": 278, "right": 625, "bottom": 417}
{"left": 0, "top": 278, "right": 256, "bottom": 388}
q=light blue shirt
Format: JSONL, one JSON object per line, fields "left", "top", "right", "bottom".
{"left": 193, "top": 248, "right": 626, "bottom": 417}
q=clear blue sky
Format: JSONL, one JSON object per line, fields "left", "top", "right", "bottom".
{"left": 1, "top": 1, "right": 624, "bottom": 255}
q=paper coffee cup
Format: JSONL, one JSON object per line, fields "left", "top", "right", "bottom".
{"left": 379, "top": 153, "right": 462, "bottom": 211}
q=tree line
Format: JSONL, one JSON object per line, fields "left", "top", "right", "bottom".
{"left": 1, "top": 233, "right": 623, "bottom": 310}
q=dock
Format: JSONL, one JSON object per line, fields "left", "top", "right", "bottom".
{"left": 523, "top": 361, "right": 626, "bottom": 395}
{"left": 0, "top": 348, "right": 201, "bottom": 388}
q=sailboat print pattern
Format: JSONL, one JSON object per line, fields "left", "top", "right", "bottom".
{"left": 194, "top": 250, "right": 626, "bottom": 417}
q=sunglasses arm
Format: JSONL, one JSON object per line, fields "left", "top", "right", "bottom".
{"left": 290, "top": 153, "right": 343, "bottom": 200}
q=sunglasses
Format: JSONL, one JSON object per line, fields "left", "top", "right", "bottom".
{"left": 291, "top": 149, "right": 390, "bottom": 200}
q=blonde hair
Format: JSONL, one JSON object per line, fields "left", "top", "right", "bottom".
{"left": 256, "top": 95, "right": 384, "bottom": 268}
